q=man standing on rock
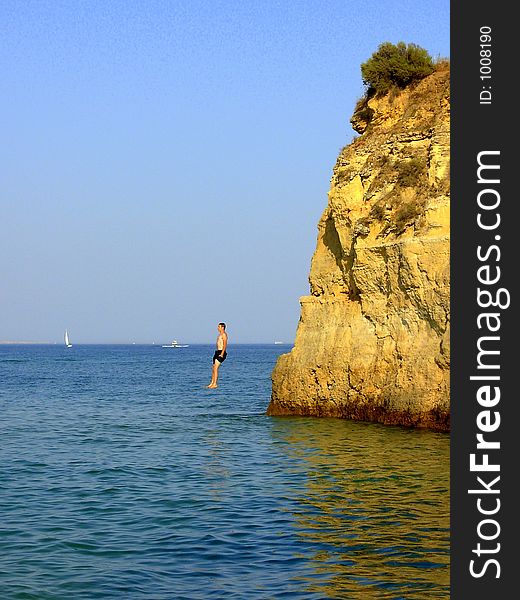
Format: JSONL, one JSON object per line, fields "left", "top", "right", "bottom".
{"left": 207, "top": 322, "right": 228, "bottom": 389}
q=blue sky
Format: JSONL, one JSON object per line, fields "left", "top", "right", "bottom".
{"left": 1, "top": 0, "right": 449, "bottom": 344}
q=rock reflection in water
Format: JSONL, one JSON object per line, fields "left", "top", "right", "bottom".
{"left": 270, "top": 417, "right": 449, "bottom": 599}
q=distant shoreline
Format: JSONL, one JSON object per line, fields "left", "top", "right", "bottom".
{"left": 0, "top": 341, "right": 292, "bottom": 346}
{"left": 0, "top": 341, "right": 55, "bottom": 345}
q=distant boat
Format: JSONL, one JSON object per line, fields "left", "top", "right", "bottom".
{"left": 162, "top": 339, "right": 189, "bottom": 348}
{"left": 64, "top": 329, "right": 72, "bottom": 348}
{"left": 274, "top": 341, "right": 284, "bottom": 345}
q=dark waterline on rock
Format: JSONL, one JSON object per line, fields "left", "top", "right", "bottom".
{"left": 0, "top": 344, "right": 449, "bottom": 599}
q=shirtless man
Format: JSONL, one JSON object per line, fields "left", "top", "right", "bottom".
{"left": 207, "top": 322, "right": 228, "bottom": 388}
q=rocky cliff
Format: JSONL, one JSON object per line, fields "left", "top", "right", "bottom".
{"left": 267, "top": 64, "right": 450, "bottom": 431}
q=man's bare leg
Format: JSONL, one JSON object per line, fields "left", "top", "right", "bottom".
{"left": 213, "top": 361, "right": 221, "bottom": 387}
{"left": 207, "top": 362, "right": 220, "bottom": 388}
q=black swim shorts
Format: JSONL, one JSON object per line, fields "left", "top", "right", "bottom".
{"left": 213, "top": 350, "right": 227, "bottom": 364}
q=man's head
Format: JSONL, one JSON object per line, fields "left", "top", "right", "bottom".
{"left": 218, "top": 322, "right": 226, "bottom": 331}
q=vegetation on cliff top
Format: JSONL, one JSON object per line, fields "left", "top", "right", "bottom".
{"left": 361, "top": 42, "right": 435, "bottom": 96}
{"left": 351, "top": 43, "right": 448, "bottom": 135}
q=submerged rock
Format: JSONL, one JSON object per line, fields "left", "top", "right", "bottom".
{"left": 267, "top": 65, "right": 450, "bottom": 431}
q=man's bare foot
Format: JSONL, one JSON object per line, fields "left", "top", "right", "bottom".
{"left": 207, "top": 384, "right": 217, "bottom": 388}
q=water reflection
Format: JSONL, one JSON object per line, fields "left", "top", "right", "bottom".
{"left": 269, "top": 417, "right": 450, "bottom": 599}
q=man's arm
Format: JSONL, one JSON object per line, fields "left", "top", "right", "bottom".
{"left": 221, "top": 333, "right": 228, "bottom": 355}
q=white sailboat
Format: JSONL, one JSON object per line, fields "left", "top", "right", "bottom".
{"left": 64, "top": 329, "right": 72, "bottom": 348}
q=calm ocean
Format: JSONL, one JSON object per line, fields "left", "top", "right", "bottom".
{"left": 0, "top": 344, "right": 449, "bottom": 599}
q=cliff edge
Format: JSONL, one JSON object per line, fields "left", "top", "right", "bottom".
{"left": 267, "top": 64, "right": 450, "bottom": 431}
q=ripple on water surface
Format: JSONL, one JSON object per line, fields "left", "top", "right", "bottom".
{"left": 0, "top": 345, "right": 449, "bottom": 599}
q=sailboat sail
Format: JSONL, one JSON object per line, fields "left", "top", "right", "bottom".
{"left": 64, "top": 329, "right": 72, "bottom": 347}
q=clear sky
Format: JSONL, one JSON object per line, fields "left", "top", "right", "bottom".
{"left": 1, "top": 0, "right": 449, "bottom": 344}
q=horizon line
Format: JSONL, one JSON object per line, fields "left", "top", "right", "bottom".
{"left": 0, "top": 341, "right": 293, "bottom": 346}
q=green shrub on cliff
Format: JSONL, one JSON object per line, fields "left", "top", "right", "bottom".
{"left": 361, "top": 42, "right": 434, "bottom": 95}
{"left": 396, "top": 157, "right": 426, "bottom": 187}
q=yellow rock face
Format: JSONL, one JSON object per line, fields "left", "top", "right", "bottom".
{"left": 267, "top": 65, "right": 450, "bottom": 431}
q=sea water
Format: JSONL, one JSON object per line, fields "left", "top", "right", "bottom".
{"left": 0, "top": 344, "right": 449, "bottom": 599}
